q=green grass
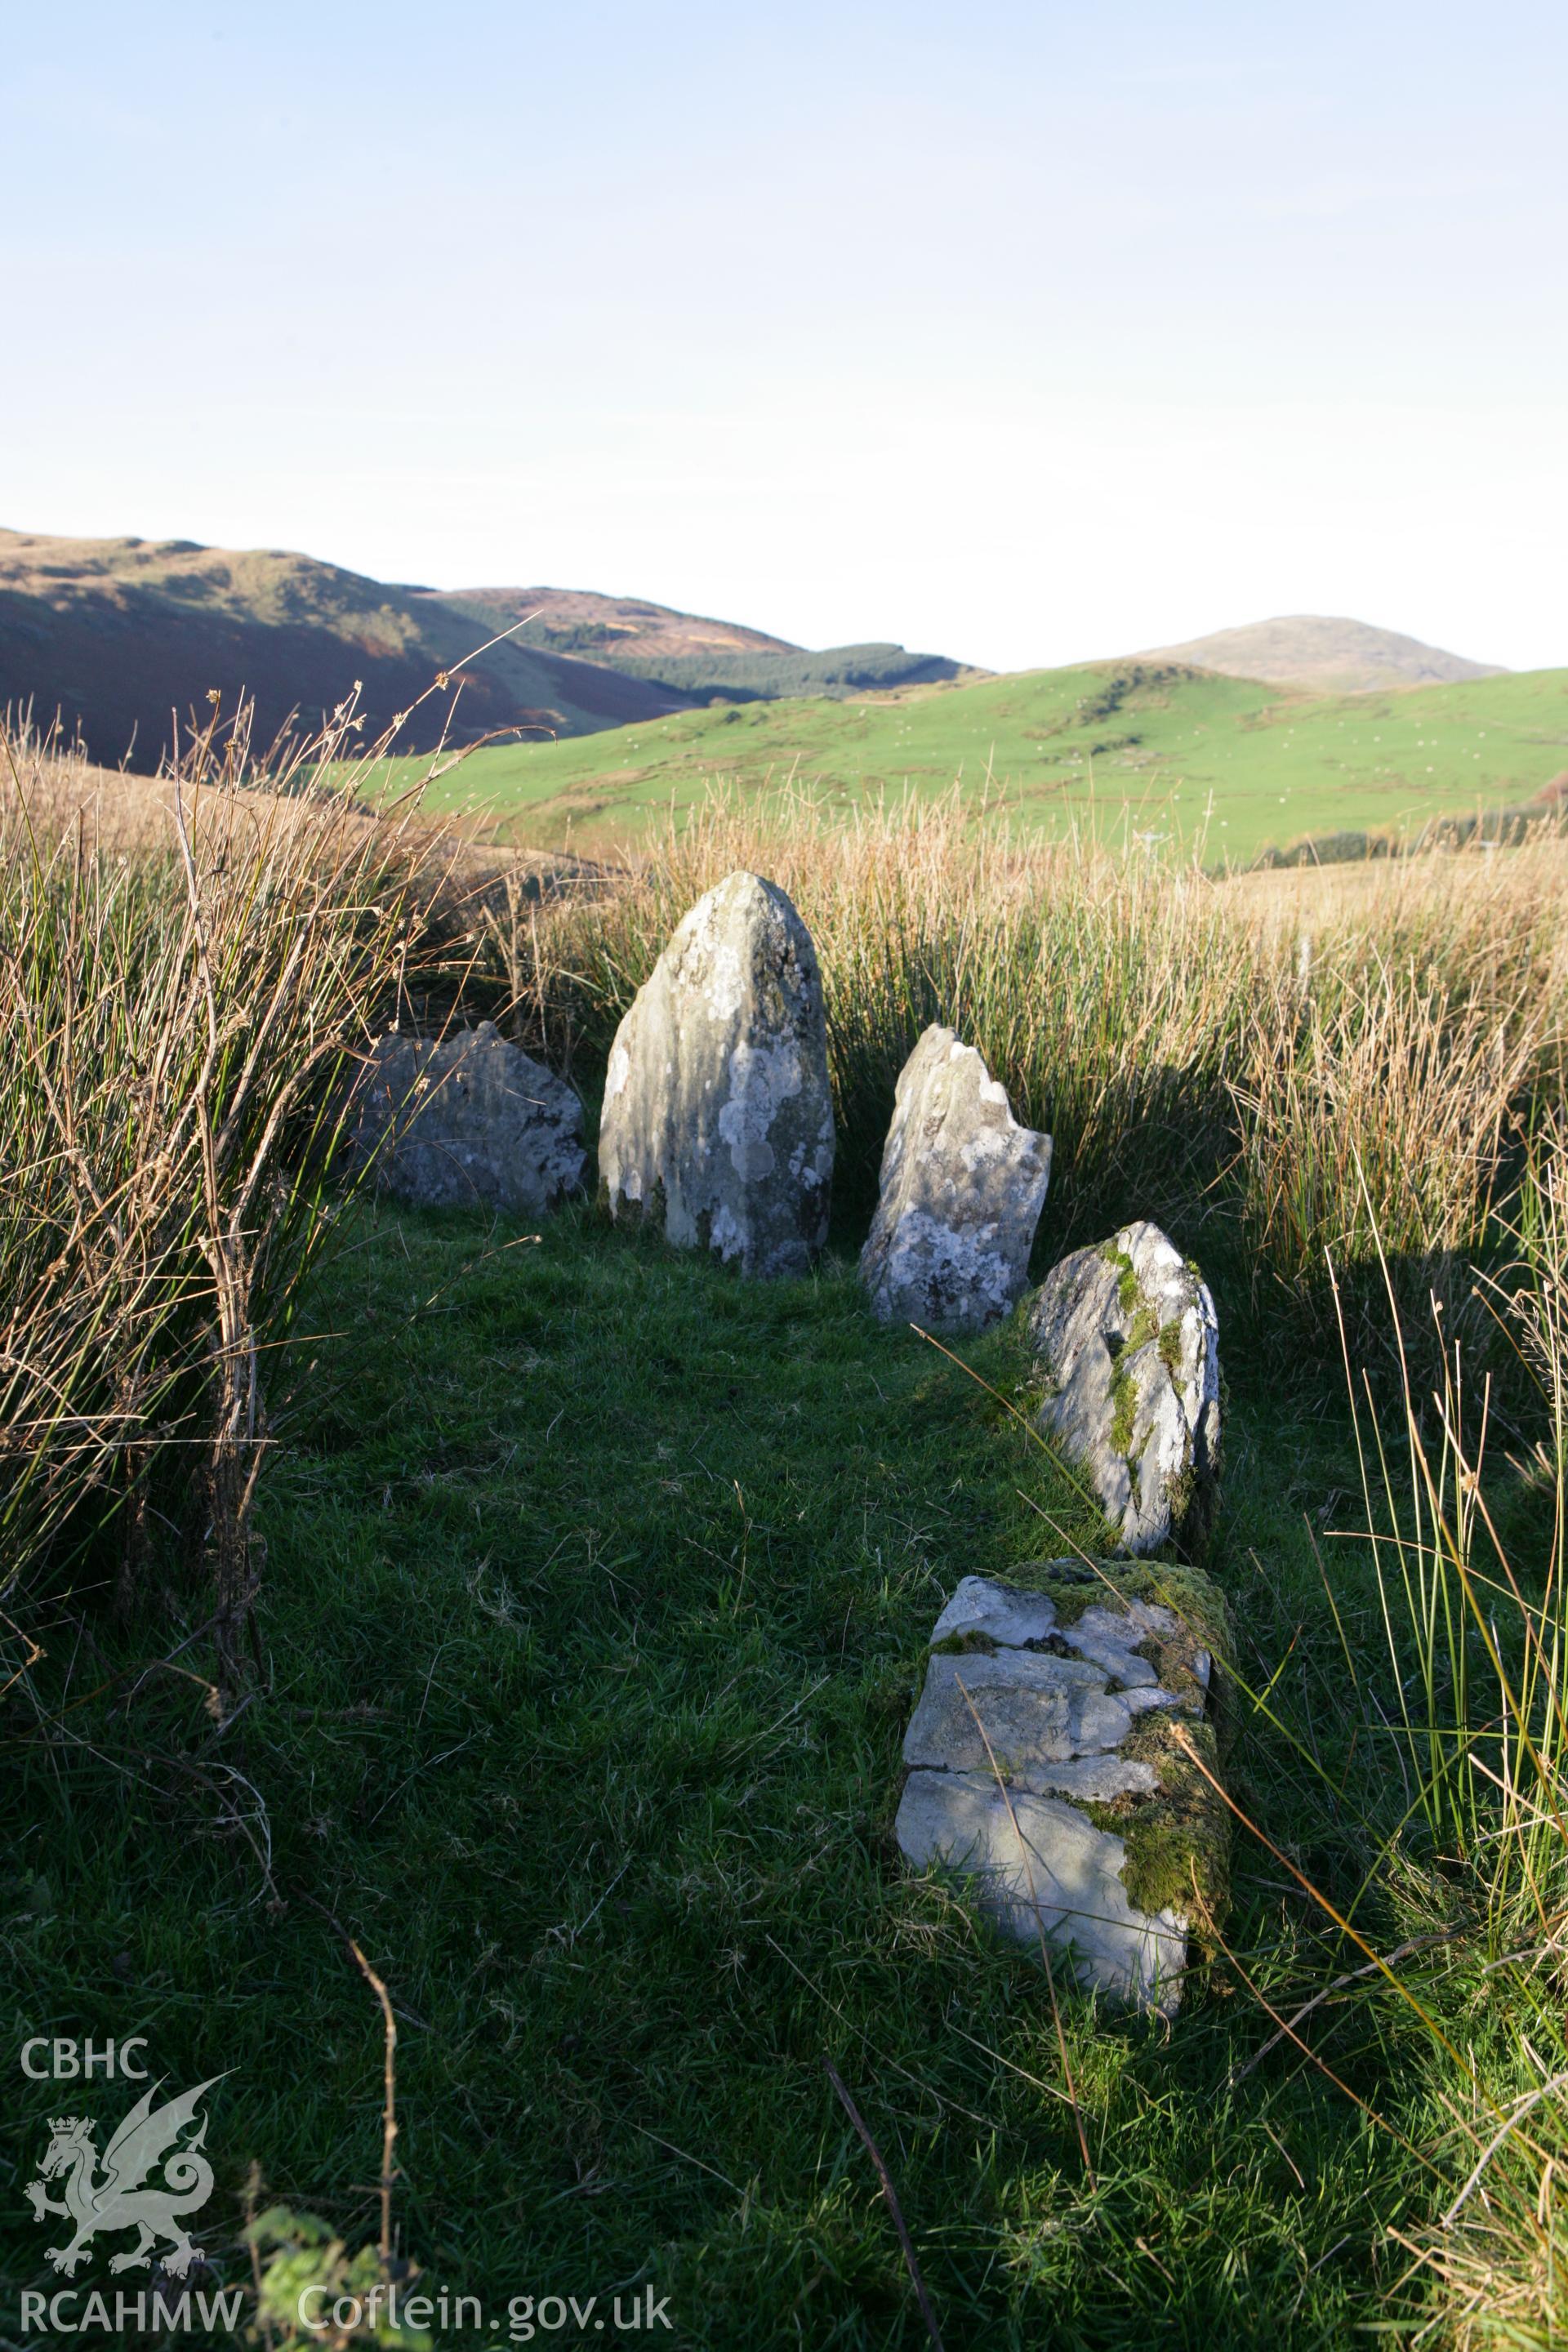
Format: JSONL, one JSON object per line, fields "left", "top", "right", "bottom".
{"left": 1, "top": 1198, "right": 1510, "bottom": 2348}
{"left": 366, "top": 661, "right": 1568, "bottom": 867}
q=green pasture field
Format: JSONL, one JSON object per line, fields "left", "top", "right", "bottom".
{"left": 2, "top": 1192, "right": 1511, "bottom": 2348}
{"left": 364, "top": 662, "right": 1568, "bottom": 866}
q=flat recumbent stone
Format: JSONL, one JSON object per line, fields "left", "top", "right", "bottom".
{"left": 895, "top": 1566, "right": 1231, "bottom": 2016}
{"left": 896, "top": 1771, "right": 1189, "bottom": 2010}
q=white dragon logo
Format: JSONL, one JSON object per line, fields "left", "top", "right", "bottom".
{"left": 25, "top": 2077, "right": 222, "bottom": 2278}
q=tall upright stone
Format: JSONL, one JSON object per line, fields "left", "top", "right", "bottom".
{"left": 598, "top": 872, "right": 834, "bottom": 1277}
{"left": 860, "top": 1025, "right": 1051, "bottom": 1333}
{"left": 1027, "top": 1220, "right": 1220, "bottom": 1556}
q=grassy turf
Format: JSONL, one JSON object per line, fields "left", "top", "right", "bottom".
{"left": 2, "top": 1198, "right": 1476, "bottom": 2348}
{"left": 365, "top": 661, "right": 1568, "bottom": 868}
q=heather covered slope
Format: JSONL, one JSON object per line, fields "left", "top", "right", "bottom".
{"left": 0, "top": 528, "right": 692, "bottom": 768}
{"left": 424, "top": 583, "right": 800, "bottom": 662}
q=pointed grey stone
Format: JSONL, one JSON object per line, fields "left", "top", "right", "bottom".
{"left": 1027, "top": 1221, "right": 1220, "bottom": 1556}
{"left": 597, "top": 872, "right": 834, "bottom": 1277}
{"left": 356, "top": 1022, "right": 586, "bottom": 1215}
{"left": 860, "top": 1026, "right": 1051, "bottom": 1333}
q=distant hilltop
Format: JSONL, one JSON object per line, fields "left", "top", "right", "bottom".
{"left": 1137, "top": 615, "right": 1508, "bottom": 696}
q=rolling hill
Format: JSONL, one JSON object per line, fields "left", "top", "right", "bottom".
{"left": 0, "top": 529, "right": 693, "bottom": 768}
{"left": 368, "top": 657, "right": 1568, "bottom": 869}
{"left": 1139, "top": 614, "right": 1506, "bottom": 695}
{"left": 0, "top": 532, "right": 973, "bottom": 766}
{"left": 427, "top": 584, "right": 973, "bottom": 704}
{"left": 3, "top": 528, "right": 1549, "bottom": 854}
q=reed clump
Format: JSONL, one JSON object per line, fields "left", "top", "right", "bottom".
{"left": 0, "top": 705, "right": 447, "bottom": 1687}
{"left": 502, "top": 788, "right": 1566, "bottom": 1322}
{"left": 1316, "top": 1114, "right": 1568, "bottom": 2346}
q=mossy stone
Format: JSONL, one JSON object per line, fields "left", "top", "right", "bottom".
{"left": 975, "top": 1556, "right": 1233, "bottom": 1935}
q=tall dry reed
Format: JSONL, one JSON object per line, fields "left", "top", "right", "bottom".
{"left": 0, "top": 702, "right": 448, "bottom": 1687}
{"left": 1327, "top": 1118, "right": 1568, "bottom": 2345}
{"left": 498, "top": 790, "right": 1566, "bottom": 1318}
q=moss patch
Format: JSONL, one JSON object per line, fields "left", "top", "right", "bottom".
{"left": 1098, "top": 1239, "right": 1142, "bottom": 1318}
{"left": 1113, "top": 1303, "right": 1159, "bottom": 1358}
{"left": 985, "top": 1556, "right": 1100, "bottom": 1625}
{"left": 1109, "top": 1359, "right": 1138, "bottom": 1455}
{"left": 1089, "top": 1712, "right": 1231, "bottom": 1927}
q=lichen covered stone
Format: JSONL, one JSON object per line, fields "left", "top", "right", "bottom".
{"left": 895, "top": 1561, "right": 1230, "bottom": 2016}
{"left": 1027, "top": 1220, "right": 1220, "bottom": 1556}
{"left": 355, "top": 1022, "right": 586, "bottom": 1216}
{"left": 597, "top": 872, "right": 834, "bottom": 1277}
{"left": 860, "top": 1025, "right": 1052, "bottom": 1333}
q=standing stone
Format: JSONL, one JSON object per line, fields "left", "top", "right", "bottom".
{"left": 1027, "top": 1221, "right": 1220, "bottom": 1556}
{"left": 598, "top": 872, "right": 833, "bottom": 1276}
{"left": 355, "top": 1022, "right": 586, "bottom": 1215}
{"left": 860, "top": 1026, "right": 1051, "bottom": 1332}
{"left": 894, "top": 1563, "right": 1229, "bottom": 2016}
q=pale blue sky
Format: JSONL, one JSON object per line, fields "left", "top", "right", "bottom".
{"left": 4, "top": 2, "right": 1563, "bottom": 670}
